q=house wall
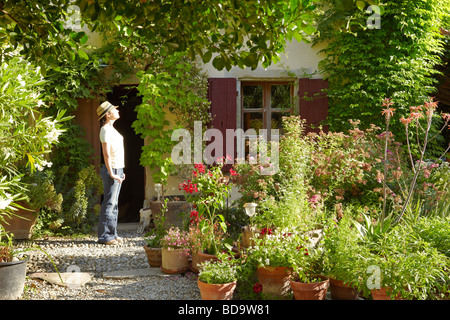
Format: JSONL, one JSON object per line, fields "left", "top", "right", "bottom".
{"left": 75, "top": 35, "right": 329, "bottom": 209}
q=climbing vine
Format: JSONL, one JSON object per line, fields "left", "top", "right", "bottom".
{"left": 314, "top": 0, "right": 449, "bottom": 157}
{"left": 132, "top": 51, "right": 212, "bottom": 184}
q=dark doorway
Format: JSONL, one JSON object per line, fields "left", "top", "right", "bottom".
{"left": 104, "top": 86, "right": 145, "bottom": 222}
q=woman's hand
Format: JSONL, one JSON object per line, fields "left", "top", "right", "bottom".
{"left": 111, "top": 173, "right": 125, "bottom": 183}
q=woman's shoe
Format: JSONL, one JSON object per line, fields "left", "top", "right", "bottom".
{"left": 104, "top": 239, "right": 118, "bottom": 245}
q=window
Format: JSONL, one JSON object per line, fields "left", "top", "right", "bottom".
{"left": 241, "top": 81, "right": 294, "bottom": 141}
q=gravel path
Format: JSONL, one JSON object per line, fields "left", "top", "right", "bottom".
{"left": 16, "top": 223, "right": 201, "bottom": 300}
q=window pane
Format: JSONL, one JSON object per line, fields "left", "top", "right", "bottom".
{"left": 271, "top": 112, "right": 290, "bottom": 132}
{"left": 243, "top": 112, "right": 264, "bottom": 132}
{"left": 243, "top": 85, "right": 263, "bottom": 109}
{"left": 271, "top": 84, "right": 291, "bottom": 110}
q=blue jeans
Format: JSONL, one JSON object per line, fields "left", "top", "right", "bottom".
{"left": 98, "top": 166, "right": 124, "bottom": 243}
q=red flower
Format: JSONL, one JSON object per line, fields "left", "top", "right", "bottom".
{"left": 253, "top": 282, "right": 263, "bottom": 293}
{"left": 194, "top": 163, "right": 206, "bottom": 174}
{"left": 179, "top": 181, "right": 199, "bottom": 194}
{"left": 260, "top": 227, "right": 273, "bottom": 235}
{"left": 229, "top": 168, "right": 237, "bottom": 176}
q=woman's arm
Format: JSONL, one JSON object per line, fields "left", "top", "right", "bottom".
{"left": 102, "top": 142, "right": 124, "bottom": 183}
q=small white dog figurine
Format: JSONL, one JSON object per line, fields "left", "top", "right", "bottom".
{"left": 137, "top": 207, "right": 152, "bottom": 234}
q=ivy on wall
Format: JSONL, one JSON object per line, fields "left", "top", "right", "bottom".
{"left": 314, "top": 0, "right": 450, "bottom": 157}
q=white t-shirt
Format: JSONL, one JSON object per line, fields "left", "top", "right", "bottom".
{"left": 100, "top": 125, "right": 125, "bottom": 169}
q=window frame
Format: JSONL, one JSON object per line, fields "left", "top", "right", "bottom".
{"left": 239, "top": 80, "right": 296, "bottom": 140}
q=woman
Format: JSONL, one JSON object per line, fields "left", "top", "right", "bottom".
{"left": 97, "top": 101, "right": 125, "bottom": 245}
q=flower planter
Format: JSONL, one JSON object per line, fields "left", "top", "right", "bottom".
{"left": 257, "top": 266, "right": 292, "bottom": 299}
{"left": 143, "top": 245, "right": 162, "bottom": 268}
{"left": 1, "top": 205, "right": 37, "bottom": 240}
{"left": 161, "top": 248, "right": 189, "bottom": 274}
{"left": 290, "top": 276, "right": 330, "bottom": 300}
{"left": 329, "top": 278, "right": 359, "bottom": 300}
{"left": 0, "top": 258, "right": 28, "bottom": 300}
{"left": 197, "top": 279, "right": 237, "bottom": 300}
{"left": 191, "top": 251, "right": 217, "bottom": 273}
{"left": 371, "top": 287, "right": 403, "bottom": 300}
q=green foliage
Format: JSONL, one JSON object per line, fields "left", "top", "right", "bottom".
{"left": 0, "top": 0, "right": 91, "bottom": 73}
{"left": 133, "top": 51, "right": 211, "bottom": 184}
{"left": 198, "top": 252, "right": 240, "bottom": 285}
{"left": 25, "top": 170, "right": 63, "bottom": 213}
{"left": 357, "top": 219, "right": 450, "bottom": 299}
{"left": 76, "top": 0, "right": 319, "bottom": 71}
{"left": 61, "top": 165, "right": 102, "bottom": 233}
{"left": 322, "top": 216, "right": 371, "bottom": 290}
{"left": 411, "top": 216, "right": 450, "bottom": 257}
{"left": 35, "top": 165, "right": 102, "bottom": 235}
{"left": 315, "top": 0, "right": 449, "bottom": 155}
{"left": 233, "top": 116, "right": 318, "bottom": 230}
{"left": 0, "top": 55, "right": 68, "bottom": 224}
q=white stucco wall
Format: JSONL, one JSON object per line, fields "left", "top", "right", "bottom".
{"left": 202, "top": 39, "right": 327, "bottom": 79}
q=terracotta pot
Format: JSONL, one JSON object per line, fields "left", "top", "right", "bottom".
{"left": 0, "top": 204, "right": 37, "bottom": 240}
{"left": 329, "top": 278, "right": 359, "bottom": 300}
{"left": 191, "top": 251, "right": 217, "bottom": 273}
{"left": 197, "top": 279, "right": 237, "bottom": 300}
{"left": 371, "top": 287, "right": 403, "bottom": 300}
{"left": 290, "top": 276, "right": 330, "bottom": 300}
{"left": 143, "top": 245, "right": 162, "bottom": 268}
{"left": 161, "top": 248, "right": 189, "bottom": 274}
{"left": 257, "top": 266, "right": 292, "bottom": 299}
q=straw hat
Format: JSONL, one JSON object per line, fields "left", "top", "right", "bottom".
{"left": 97, "top": 101, "right": 118, "bottom": 120}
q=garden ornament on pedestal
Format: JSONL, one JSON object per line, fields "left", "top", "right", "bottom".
{"left": 137, "top": 207, "right": 152, "bottom": 234}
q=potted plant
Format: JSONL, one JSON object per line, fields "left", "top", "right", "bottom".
{"left": 0, "top": 230, "right": 28, "bottom": 300}
{"left": 159, "top": 226, "right": 191, "bottom": 274}
{"left": 188, "top": 211, "right": 218, "bottom": 273}
{"left": 197, "top": 252, "right": 239, "bottom": 300}
{"left": 322, "top": 217, "right": 367, "bottom": 300}
{"left": 355, "top": 214, "right": 450, "bottom": 300}
{"left": 2, "top": 170, "right": 63, "bottom": 240}
{"left": 246, "top": 227, "right": 304, "bottom": 300}
{"left": 143, "top": 200, "right": 167, "bottom": 268}
{"left": 287, "top": 231, "right": 330, "bottom": 300}
{"left": 180, "top": 160, "right": 233, "bottom": 259}
{"left": 0, "top": 225, "right": 62, "bottom": 300}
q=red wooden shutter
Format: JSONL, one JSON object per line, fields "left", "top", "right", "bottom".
{"left": 207, "top": 78, "right": 237, "bottom": 168}
{"left": 298, "top": 78, "right": 329, "bottom": 134}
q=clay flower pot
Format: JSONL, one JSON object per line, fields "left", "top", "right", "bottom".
{"left": 371, "top": 287, "right": 403, "bottom": 300}
{"left": 257, "top": 266, "right": 292, "bottom": 299}
{"left": 197, "top": 279, "right": 237, "bottom": 300}
{"left": 161, "top": 248, "right": 189, "bottom": 274}
{"left": 290, "top": 276, "right": 330, "bottom": 300}
{"left": 191, "top": 251, "right": 217, "bottom": 273}
{"left": 329, "top": 278, "right": 359, "bottom": 300}
{"left": 143, "top": 245, "right": 162, "bottom": 268}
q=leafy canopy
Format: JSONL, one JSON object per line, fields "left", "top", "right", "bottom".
{"left": 0, "top": 0, "right": 320, "bottom": 71}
